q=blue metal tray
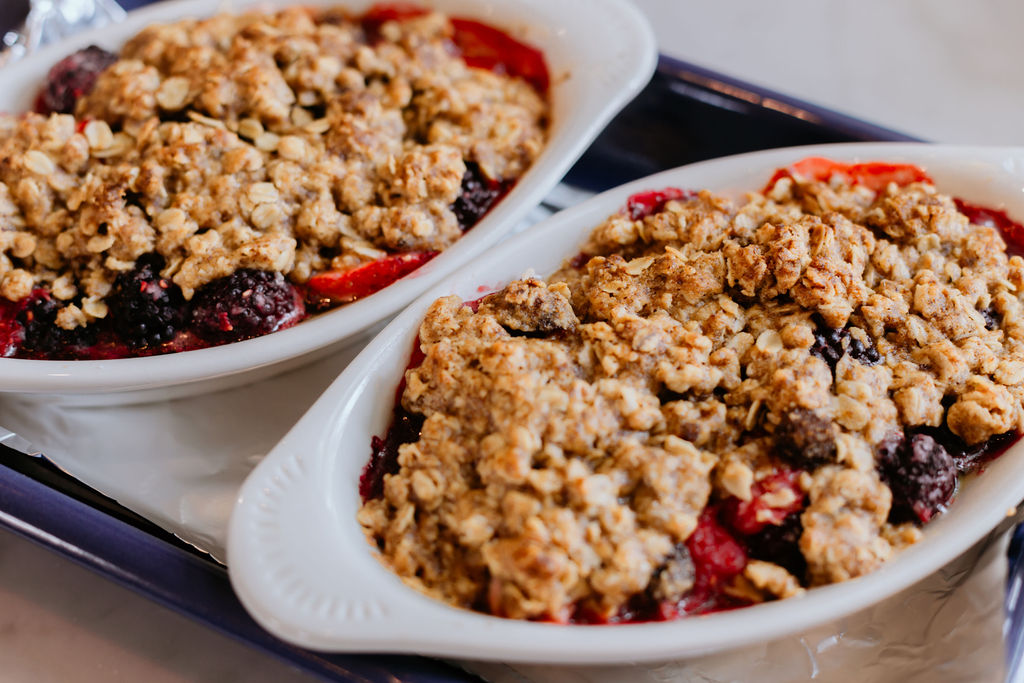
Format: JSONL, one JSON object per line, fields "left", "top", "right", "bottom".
{"left": 4, "top": 3, "right": 982, "bottom": 680}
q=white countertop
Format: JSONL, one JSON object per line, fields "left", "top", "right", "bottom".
{"left": 1, "top": 1, "right": 1021, "bottom": 681}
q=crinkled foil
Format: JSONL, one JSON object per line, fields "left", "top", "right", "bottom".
{"left": 1, "top": 0, "right": 126, "bottom": 67}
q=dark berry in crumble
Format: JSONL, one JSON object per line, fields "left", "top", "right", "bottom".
{"left": 846, "top": 334, "right": 881, "bottom": 365}
{"left": 362, "top": 336, "right": 427, "bottom": 502}
{"left": 809, "top": 314, "right": 880, "bottom": 369}
{"left": 451, "top": 162, "right": 508, "bottom": 230}
{"left": 774, "top": 408, "right": 837, "bottom": 468}
{"left": 15, "top": 290, "right": 96, "bottom": 359}
{"left": 980, "top": 306, "right": 1001, "bottom": 331}
{"left": 742, "top": 512, "right": 807, "bottom": 580}
{"left": 603, "top": 546, "right": 695, "bottom": 623}
{"left": 189, "top": 269, "right": 304, "bottom": 344}
{"left": 362, "top": 404, "right": 425, "bottom": 502}
{"left": 36, "top": 46, "right": 118, "bottom": 115}
{"left": 107, "top": 253, "right": 186, "bottom": 349}
{"left": 808, "top": 316, "right": 846, "bottom": 368}
{"left": 909, "top": 421, "right": 1019, "bottom": 475}
{"left": 876, "top": 431, "right": 957, "bottom": 524}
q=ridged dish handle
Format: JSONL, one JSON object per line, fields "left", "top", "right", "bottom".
{"left": 228, "top": 436, "right": 504, "bottom": 655}
{"left": 1, "top": 0, "right": 125, "bottom": 67}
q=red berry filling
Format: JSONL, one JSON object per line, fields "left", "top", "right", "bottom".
{"left": 35, "top": 46, "right": 117, "bottom": 115}
{"left": 625, "top": 187, "right": 695, "bottom": 221}
{"left": 762, "top": 157, "right": 933, "bottom": 194}
{"left": 721, "top": 471, "right": 805, "bottom": 536}
{"left": 449, "top": 18, "right": 550, "bottom": 95}
{"left": 360, "top": 3, "right": 550, "bottom": 94}
{"left": 307, "top": 252, "right": 439, "bottom": 305}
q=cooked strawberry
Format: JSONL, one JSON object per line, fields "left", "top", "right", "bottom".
{"left": 307, "top": 251, "right": 438, "bottom": 303}
{"left": 721, "top": 470, "right": 806, "bottom": 535}
{"left": 450, "top": 18, "right": 549, "bottom": 93}
{"left": 624, "top": 187, "right": 695, "bottom": 220}
{"left": 763, "top": 156, "right": 932, "bottom": 193}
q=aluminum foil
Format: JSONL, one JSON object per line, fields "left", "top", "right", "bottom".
{"left": 1, "top": 0, "right": 126, "bottom": 67}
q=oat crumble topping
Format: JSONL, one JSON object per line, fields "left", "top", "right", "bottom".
{"left": 358, "top": 166, "right": 1024, "bottom": 622}
{"left": 0, "top": 6, "right": 548, "bottom": 356}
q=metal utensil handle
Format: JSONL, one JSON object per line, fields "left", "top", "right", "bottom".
{"left": 1, "top": 0, "right": 125, "bottom": 67}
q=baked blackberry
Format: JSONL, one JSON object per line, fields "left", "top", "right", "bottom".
{"left": 452, "top": 162, "right": 506, "bottom": 230}
{"left": 107, "top": 254, "right": 186, "bottom": 349}
{"left": 743, "top": 512, "right": 807, "bottom": 579}
{"left": 846, "top": 335, "right": 881, "bottom": 365}
{"left": 15, "top": 291, "right": 95, "bottom": 358}
{"left": 909, "top": 422, "right": 1018, "bottom": 474}
{"left": 809, "top": 315, "right": 881, "bottom": 369}
{"left": 189, "top": 269, "right": 303, "bottom": 344}
{"left": 981, "top": 306, "right": 1000, "bottom": 331}
{"left": 877, "top": 431, "right": 957, "bottom": 524}
{"left": 37, "top": 46, "right": 117, "bottom": 115}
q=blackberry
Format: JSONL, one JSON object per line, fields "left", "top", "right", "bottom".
{"left": 910, "top": 423, "right": 1018, "bottom": 474}
{"left": 980, "top": 306, "right": 1000, "bottom": 331}
{"left": 743, "top": 512, "right": 807, "bottom": 579}
{"left": 876, "top": 431, "right": 957, "bottom": 524}
{"left": 16, "top": 291, "right": 95, "bottom": 358}
{"left": 189, "top": 269, "right": 304, "bottom": 344}
{"left": 362, "top": 404, "right": 425, "bottom": 502}
{"left": 808, "top": 314, "right": 881, "bottom": 369}
{"left": 774, "top": 408, "right": 837, "bottom": 468}
{"left": 37, "top": 46, "right": 117, "bottom": 115}
{"left": 107, "top": 254, "right": 185, "bottom": 349}
{"left": 451, "top": 162, "right": 507, "bottom": 230}
{"left": 846, "top": 335, "right": 881, "bottom": 365}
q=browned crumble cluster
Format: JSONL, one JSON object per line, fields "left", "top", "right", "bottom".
{"left": 358, "top": 173, "right": 1024, "bottom": 621}
{"left": 0, "top": 7, "right": 547, "bottom": 331}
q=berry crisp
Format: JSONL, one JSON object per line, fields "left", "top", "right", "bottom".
{"left": 0, "top": 4, "right": 549, "bottom": 359}
{"left": 358, "top": 159, "right": 1024, "bottom": 622}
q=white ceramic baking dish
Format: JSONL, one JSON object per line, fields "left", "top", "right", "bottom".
{"left": 229, "top": 142, "right": 1024, "bottom": 663}
{"left": 0, "top": 0, "right": 656, "bottom": 404}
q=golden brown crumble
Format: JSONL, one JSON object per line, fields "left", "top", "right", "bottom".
{"left": 359, "top": 172, "right": 1023, "bottom": 621}
{"left": 0, "top": 7, "right": 547, "bottom": 327}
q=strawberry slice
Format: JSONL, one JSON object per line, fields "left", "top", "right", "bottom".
{"left": 450, "top": 18, "right": 549, "bottom": 94}
{"left": 307, "top": 251, "right": 438, "bottom": 303}
{"left": 360, "top": 5, "right": 550, "bottom": 94}
{"left": 955, "top": 198, "right": 1024, "bottom": 257}
{"left": 624, "top": 187, "right": 695, "bottom": 220}
{"left": 720, "top": 470, "right": 806, "bottom": 536}
{"left": 682, "top": 507, "right": 749, "bottom": 614}
{"left": 763, "top": 156, "right": 933, "bottom": 194}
